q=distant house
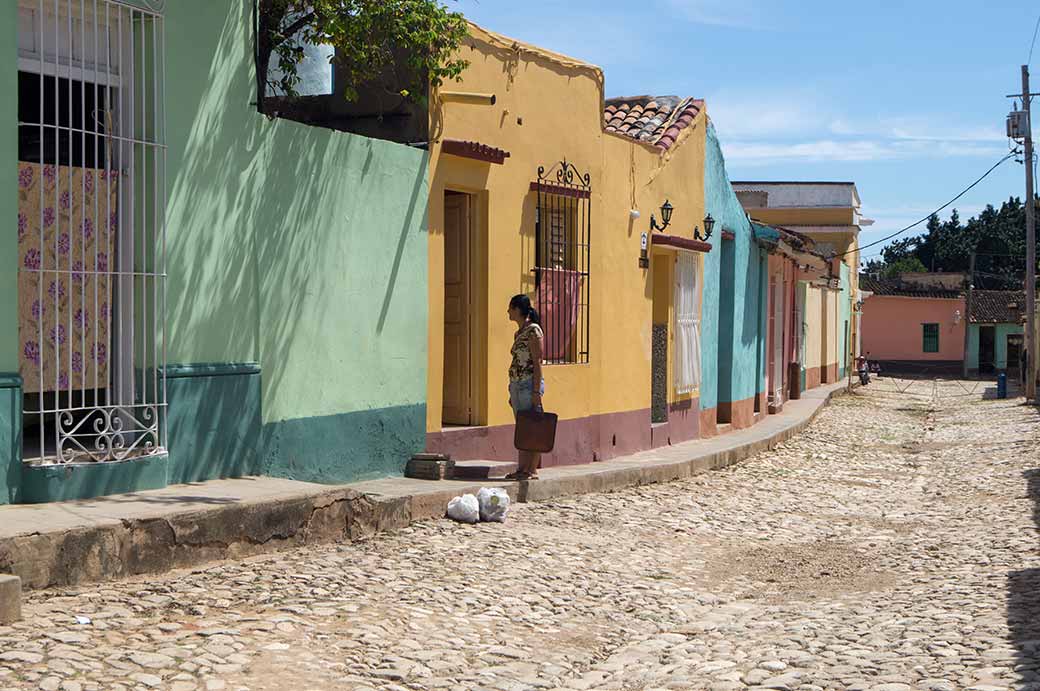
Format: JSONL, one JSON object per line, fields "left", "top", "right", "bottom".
{"left": 966, "top": 291, "right": 1025, "bottom": 376}
{"left": 859, "top": 275, "right": 966, "bottom": 373}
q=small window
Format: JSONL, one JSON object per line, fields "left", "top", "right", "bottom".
{"left": 922, "top": 323, "right": 940, "bottom": 353}
{"left": 531, "top": 161, "right": 591, "bottom": 365}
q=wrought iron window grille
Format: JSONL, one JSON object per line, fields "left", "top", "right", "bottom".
{"left": 16, "top": 0, "right": 167, "bottom": 465}
{"left": 530, "top": 160, "right": 591, "bottom": 365}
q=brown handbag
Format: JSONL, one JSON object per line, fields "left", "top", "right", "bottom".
{"left": 514, "top": 409, "right": 558, "bottom": 453}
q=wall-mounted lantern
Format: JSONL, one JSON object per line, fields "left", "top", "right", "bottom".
{"left": 695, "top": 213, "right": 715, "bottom": 242}
{"left": 649, "top": 200, "right": 673, "bottom": 232}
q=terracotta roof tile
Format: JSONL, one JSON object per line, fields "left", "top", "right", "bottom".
{"left": 860, "top": 275, "right": 963, "bottom": 299}
{"left": 602, "top": 95, "right": 703, "bottom": 151}
{"left": 970, "top": 290, "right": 1026, "bottom": 324}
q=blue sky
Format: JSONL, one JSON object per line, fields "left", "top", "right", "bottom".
{"left": 453, "top": 0, "right": 1036, "bottom": 265}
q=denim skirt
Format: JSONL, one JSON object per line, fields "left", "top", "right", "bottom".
{"left": 509, "top": 377, "right": 545, "bottom": 414}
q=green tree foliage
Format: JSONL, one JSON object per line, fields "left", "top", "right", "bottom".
{"left": 258, "top": 0, "right": 469, "bottom": 105}
{"left": 881, "top": 256, "right": 928, "bottom": 279}
{"left": 874, "top": 198, "right": 1036, "bottom": 289}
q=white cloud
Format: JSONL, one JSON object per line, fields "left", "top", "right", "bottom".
{"left": 721, "top": 139, "right": 1000, "bottom": 166}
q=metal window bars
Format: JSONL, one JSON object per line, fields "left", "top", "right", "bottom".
{"left": 16, "top": 0, "right": 167, "bottom": 465}
{"left": 531, "top": 160, "right": 591, "bottom": 365}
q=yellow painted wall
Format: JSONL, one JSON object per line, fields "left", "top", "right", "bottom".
{"left": 803, "top": 285, "right": 822, "bottom": 371}
{"left": 750, "top": 207, "right": 855, "bottom": 227}
{"left": 825, "top": 289, "right": 839, "bottom": 367}
{"left": 427, "top": 24, "right": 707, "bottom": 433}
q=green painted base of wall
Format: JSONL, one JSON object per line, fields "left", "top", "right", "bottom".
{"left": 262, "top": 403, "right": 425, "bottom": 485}
{"left": 0, "top": 375, "right": 22, "bottom": 505}
{"left": 801, "top": 368, "right": 807, "bottom": 391}
{"left": 20, "top": 453, "right": 169, "bottom": 504}
{"left": 165, "top": 363, "right": 262, "bottom": 485}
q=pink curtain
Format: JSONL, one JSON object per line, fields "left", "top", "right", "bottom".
{"left": 537, "top": 268, "right": 583, "bottom": 361}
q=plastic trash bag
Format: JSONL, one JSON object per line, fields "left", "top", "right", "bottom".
{"left": 477, "top": 487, "right": 510, "bottom": 523}
{"left": 447, "top": 493, "right": 480, "bottom": 524}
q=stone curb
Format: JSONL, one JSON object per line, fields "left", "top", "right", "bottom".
{"left": 0, "top": 574, "right": 21, "bottom": 623}
{"left": 0, "top": 385, "right": 845, "bottom": 590}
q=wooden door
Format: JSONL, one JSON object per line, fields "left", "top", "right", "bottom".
{"left": 771, "top": 276, "right": 784, "bottom": 402}
{"left": 442, "top": 193, "right": 472, "bottom": 425}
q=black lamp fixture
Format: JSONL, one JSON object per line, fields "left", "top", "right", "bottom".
{"left": 695, "top": 213, "right": 716, "bottom": 242}
{"left": 650, "top": 200, "right": 674, "bottom": 232}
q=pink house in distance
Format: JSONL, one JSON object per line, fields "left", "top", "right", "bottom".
{"left": 860, "top": 276, "right": 967, "bottom": 373}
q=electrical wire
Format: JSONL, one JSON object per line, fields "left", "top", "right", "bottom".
{"left": 1030, "top": 10, "right": 1040, "bottom": 66}
{"left": 836, "top": 152, "right": 1017, "bottom": 260}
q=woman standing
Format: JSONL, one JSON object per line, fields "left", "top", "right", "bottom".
{"left": 505, "top": 294, "right": 545, "bottom": 480}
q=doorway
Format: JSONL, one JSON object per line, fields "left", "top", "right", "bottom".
{"left": 979, "top": 326, "right": 996, "bottom": 374}
{"left": 651, "top": 254, "right": 671, "bottom": 424}
{"left": 1007, "top": 334, "right": 1023, "bottom": 380}
{"left": 442, "top": 191, "right": 474, "bottom": 426}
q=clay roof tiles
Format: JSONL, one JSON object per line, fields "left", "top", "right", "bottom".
{"left": 969, "top": 290, "right": 1026, "bottom": 324}
{"left": 859, "top": 276, "right": 963, "bottom": 299}
{"left": 603, "top": 95, "right": 703, "bottom": 151}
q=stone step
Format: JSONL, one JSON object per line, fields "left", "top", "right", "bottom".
{"left": 451, "top": 460, "right": 519, "bottom": 480}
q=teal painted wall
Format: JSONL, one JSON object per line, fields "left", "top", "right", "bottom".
{"left": 704, "top": 125, "right": 764, "bottom": 406}
{"left": 1, "top": 2, "right": 17, "bottom": 373}
{"left": 0, "top": 376, "right": 21, "bottom": 504}
{"left": 0, "top": 4, "right": 18, "bottom": 503}
{"left": 164, "top": 0, "right": 428, "bottom": 485}
{"left": 20, "top": 453, "right": 168, "bottom": 504}
{"left": 967, "top": 323, "right": 1023, "bottom": 371}
{"left": 839, "top": 264, "right": 851, "bottom": 378}
{"left": 165, "top": 364, "right": 262, "bottom": 485}
{"left": 699, "top": 127, "right": 724, "bottom": 411}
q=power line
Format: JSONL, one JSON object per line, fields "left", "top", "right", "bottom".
{"left": 837, "top": 152, "right": 1017, "bottom": 260}
{"left": 1030, "top": 10, "right": 1040, "bottom": 66}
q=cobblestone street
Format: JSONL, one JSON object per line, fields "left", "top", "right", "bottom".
{"left": 1, "top": 382, "right": 1038, "bottom": 691}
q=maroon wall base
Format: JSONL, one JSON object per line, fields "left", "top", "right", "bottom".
{"left": 650, "top": 398, "right": 700, "bottom": 449}
{"left": 427, "top": 407, "right": 653, "bottom": 468}
{"left": 805, "top": 365, "right": 822, "bottom": 390}
{"left": 699, "top": 407, "right": 718, "bottom": 438}
{"left": 718, "top": 395, "right": 756, "bottom": 430}
{"left": 428, "top": 400, "right": 702, "bottom": 467}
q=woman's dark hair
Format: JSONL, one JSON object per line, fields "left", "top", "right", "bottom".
{"left": 509, "top": 294, "right": 540, "bottom": 324}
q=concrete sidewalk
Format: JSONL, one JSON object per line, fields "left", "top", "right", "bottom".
{"left": 0, "top": 383, "right": 846, "bottom": 590}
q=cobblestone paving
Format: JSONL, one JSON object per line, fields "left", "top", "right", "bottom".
{"left": 1, "top": 381, "right": 1039, "bottom": 691}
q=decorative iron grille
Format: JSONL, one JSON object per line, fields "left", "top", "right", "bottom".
{"left": 531, "top": 160, "right": 591, "bottom": 365}
{"left": 16, "top": 0, "right": 167, "bottom": 464}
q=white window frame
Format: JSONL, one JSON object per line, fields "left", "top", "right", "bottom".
{"left": 674, "top": 251, "right": 701, "bottom": 395}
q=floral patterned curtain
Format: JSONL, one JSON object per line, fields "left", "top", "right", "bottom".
{"left": 17, "top": 162, "right": 118, "bottom": 394}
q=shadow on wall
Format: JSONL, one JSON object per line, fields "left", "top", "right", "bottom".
{"left": 1008, "top": 456, "right": 1040, "bottom": 684}
{"left": 162, "top": 0, "right": 427, "bottom": 484}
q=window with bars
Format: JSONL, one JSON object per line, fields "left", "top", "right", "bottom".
{"left": 16, "top": 0, "right": 167, "bottom": 465}
{"left": 531, "top": 161, "right": 591, "bottom": 365}
{"left": 674, "top": 252, "right": 702, "bottom": 394}
{"left": 922, "top": 323, "right": 940, "bottom": 353}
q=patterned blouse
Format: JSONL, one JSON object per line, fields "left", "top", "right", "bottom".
{"left": 509, "top": 322, "right": 544, "bottom": 382}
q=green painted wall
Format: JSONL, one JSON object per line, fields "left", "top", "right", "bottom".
{"left": 1, "top": 2, "right": 17, "bottom": 373}
{"left": 164, "top": 0, "right": 429, "bottom": 484}
{"left": 1, "top": 3, "right": 18, "bottom": 503}
{"left": 165, "top": 364, "right": 262, "bottom": 485}
{"left": 0, "top": 376, "right": 21, "bottom": 504}
{"left": 839, "top": 264, "right": 851, "bottom": 378}
{"left": 20, "top": 453, "right": 168, "bottom": 504}
{"left": 967, "top": 323, "right": 1023, "bottom": 371}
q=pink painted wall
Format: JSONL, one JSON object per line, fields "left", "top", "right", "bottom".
{"left": 861, "top": 296, "right": 967, "bottom": 361}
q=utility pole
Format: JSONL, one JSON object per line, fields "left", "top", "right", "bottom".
{"left": 1023, "top": 65, "right": 1037, "bottom": 401}
{"left": 963, "top": 252, "right": 975, "bottom": 379}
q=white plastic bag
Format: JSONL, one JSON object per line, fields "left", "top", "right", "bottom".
{"left": 447, "top": 494, "right": 480, "bottom": 524}
{"left": 477, "top": 487, "right": 510, "bottom": 523}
